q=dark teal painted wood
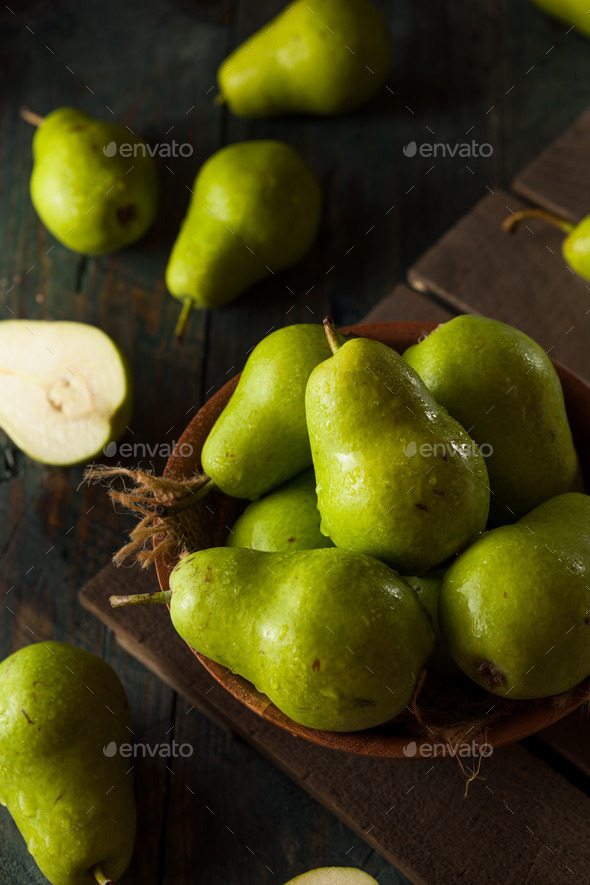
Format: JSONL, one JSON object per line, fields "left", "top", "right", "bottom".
{"left": 1, "top": 0, "right": 590, "bottom": 882}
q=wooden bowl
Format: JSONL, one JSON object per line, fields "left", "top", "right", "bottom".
{"left": 155, "top": 321, "right": 590, "bottom": 758}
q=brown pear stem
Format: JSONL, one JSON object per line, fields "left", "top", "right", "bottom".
{"left": 154, "top": 477, "right": 217, "bottom": 518}
{"left": 502, "top": 208, "right": 575, "bottom": 236}
{"left": 110, "top": 590, "right": 173, "bottom": 609}
{"left": 214, "top": 94, "right": 226, "bottom": 107}
{"left": 20, "top": 108, "right": 45, "bottom": 127}
{"left": 93, "top": 867, "right": 113, "bottom": 885}
{"left": 175, "top": 298, "right": 194, "bottom": 339}
{"left": 323, "top": 317, "right": 342, "bottom": 355}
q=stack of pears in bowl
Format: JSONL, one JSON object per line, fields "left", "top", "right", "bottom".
{"left": 115, "top": 317, "right": 590, "bottom": 757}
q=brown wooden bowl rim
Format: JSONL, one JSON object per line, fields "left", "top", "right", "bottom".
{"left": 155, "top": 320, "right": 590, "bottom": 758}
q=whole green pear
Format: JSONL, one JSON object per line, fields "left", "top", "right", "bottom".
{"left": 305, "top": 324, "right": 490, "bottom": 574}
{"left": 217, "top": 0, "right": 391, "bottom": 118}
{"left": 439, "top": 493, "right": 590, "bottom": 699}
{"left": 164, "top": 547, "right": 434, "bottom": 731}
{"left": 201, "top": 324, "right": 334, "bottom": 500}
{"left": 29, "top": 107, "right": 158, "bottom": 255}
{"left": 227, "top": 468, "right": 333, "bottom": 551}
{"left": 166, "top": 141, "right": 321, "bottom": 324}
{"left": 284, "top": 869, "right": 378, "bottom": 885}
{"left": 403, "top": 573, "right": 460, "bottom": 678}
{"left": 504, "top": 207, "right": 590, "bottom": 282}
{"left": 529, "top": 0, "right": 590, "bottom": 37}
{"left": 0, "top": 642, "right": 136, "bottom": 884}
{"left": 403, "top": 315, "right": 584, "bottom": 523}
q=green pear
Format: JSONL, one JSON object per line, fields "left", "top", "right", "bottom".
{"left": 439, "top": 493, "right": 590, "bottom": 699}
{"left": 26, "top": 107, "right": 158, "bottom": 255}
{"left": 166, "top": 141, "right": 321, "bottom": 332}
{"left": 305, "top": 322, "right": 490, "bottom": 574}
{"left": 0, "top": 320, "right": 132, "bottom": 465}
{"left": 403, "top": 315, "right": 584, "bottom": 523}
{"left": 504, "top": 206, "right": 590, "bottom": 286}
{"left": 0, "top": 642, "right": 136, "bottom": 884}
{"left": 403, "top": 573, "right": 460, "bottom": 677}
{"left": 227, "top": 468, "right": 333, "bottom": 551}
{"left": 217, "top": 0, "right": 391, "bottom": 118}
{"left": 112, "top": 547, "right": 434, "bottom": 732}
{"left": 284, "top": 869, "right": 378, "bottom": 885}
{"left": 529, "top": 0, "right": 590, "bottom": 37}
{"left": 201, "top": 324, "right": 334, "bottom": 500}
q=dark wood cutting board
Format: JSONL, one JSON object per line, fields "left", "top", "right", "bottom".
{"left": 81, "top": 106, "right": 590, "bottom": 885}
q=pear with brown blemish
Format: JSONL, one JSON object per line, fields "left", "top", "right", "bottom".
{"left": 24, "top": 107, "right": 158, "bottom": 254}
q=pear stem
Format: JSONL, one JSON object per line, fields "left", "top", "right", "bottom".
{"left": 20, "top": 108, "right": 45, "bottom": 127}
{"left": 154, "top": 477, "right": 217, "bottom": 518}
{"left": 110, "top": 590, "right": 173, "bottom": 609}
{"left": 93, "top": 866, "right": 113, "bottom": 885}
{"left": 502, "top": 208, "right": 575, "bottom": 236}
{"left": 323, "top": 317, "right": 342, "bottom": 355}
{"left": 175, "top": 298, "right": 194, "bottom": 339}
{"left": 214, "top": 94, "right": 226, "bottom": 107}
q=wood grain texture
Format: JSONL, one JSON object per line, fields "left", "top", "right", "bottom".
{"left": 407, "top": 189, "right": 590, "bottom": 379}
{"left": 80, "top": 566, "right": 590, "bottom": 885}
{"left": 512, "top": 108, "right": 590, "bottom": 223}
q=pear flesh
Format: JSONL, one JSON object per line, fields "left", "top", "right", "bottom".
{"left": 169, "top": 547, "right": 434, "bottom": 732}
{"left": 0, "top": 320, "right": 131, "bottom": 465}
{"left": 285, "top": 869, "right": 378, "bottom": 885}
{"left": 439, "top": 493, "right": 590, "bottom": 699}
{"left": 30, "top": 107, "right": 158, "bottom": 255}
{"left": 0, "top": 642, "right": 136, "bottom": 885}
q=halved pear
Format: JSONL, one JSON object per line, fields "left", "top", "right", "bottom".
{"left": 285, "top": 869, "right": 378, "bottom": 885}
{"left": 0, "top": 320, "right": 132, "bottom": 465}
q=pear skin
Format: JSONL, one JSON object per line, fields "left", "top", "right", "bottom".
{"left": 217, "top": 0, "right": 391, "bottom": 118}
{"left": 284, "top": 869, "right": 378, "bottom": 885}
{"left": 29, "top": 107, "right": 158, "bottom": 255}
{"left": 0, "top": 642, "right": 136, "bottom": 884}
{"left": 403, "top": 573, "right": 461, "bottom": 678}
{"left": 168, "top": 547, "right": 434, "bottom": 731}
{"left": 201, "top": 324, "right": 333, "bottom": 499}
{"left": 439, "top": 493, "right": 590, "bottom": 699}
{"left": 227, "top": 468, "right": 333, "bottom": 551}
{"left": 166, "top": 141, "right": 321, "bottom": 313}
{"left": 530, "top": 0, "right": 590, "bottom": 36}
{"left": 306, "top": 330, "right": 490, "bottom": 573}
{"left": 404, "top": 315, "right": 584, "bottom": 523}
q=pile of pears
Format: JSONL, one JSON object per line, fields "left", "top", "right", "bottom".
{"left": 114, "top": 314, "right": 590, "bottom": 733}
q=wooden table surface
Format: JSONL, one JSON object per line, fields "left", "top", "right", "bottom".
{"left": 2, "top": 2, "right": 590, "bottom": 883}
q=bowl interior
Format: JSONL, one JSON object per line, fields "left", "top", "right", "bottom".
{"left": 155, "top": 321, "right": 590, "bottom": 757}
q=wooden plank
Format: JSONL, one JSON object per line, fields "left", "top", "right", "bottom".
{"left": 80, "top": 565, "right": 590, "bottom": 885}
{"left": 512, "top": 108, "right": 590, "bottom": 224}
{"left": 362, "top": 284, "right": 454, "bottom": 325}
{"left": 407, "top": 189, "right": 590, "bottom": 380}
